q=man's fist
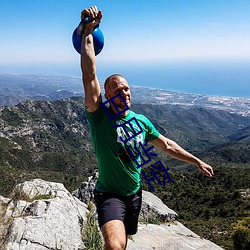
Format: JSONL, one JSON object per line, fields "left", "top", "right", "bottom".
{"left": 78, "top": 6, "right": 102, "bottom": 35}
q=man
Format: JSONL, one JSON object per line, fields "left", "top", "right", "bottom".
{"left": 80, "top": 6, "right": 214, "bottom": 250}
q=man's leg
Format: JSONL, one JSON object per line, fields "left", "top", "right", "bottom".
{"left": 94, "top": 190, "right": 128, "bottom": 249}
{"left": 101, "top": 220, "right": 127, "bottom": 250}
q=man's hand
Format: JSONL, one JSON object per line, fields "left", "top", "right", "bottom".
{"left": 197, "top": 161, "right": 214, "bottom": 177}
{"left": 78, "top": 6, "right": 102, "bottom": 35}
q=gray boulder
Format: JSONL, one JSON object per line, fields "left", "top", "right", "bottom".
{"left": 0, "top": 178, "right": 224, "bottom": 250}
{"left": 72, "top": 172, "right": 178, "bottom": 222}
{"left": 72, "top": 169, "right": 98, "bottom": 204}
{"left": 0, "top": 179, "right": 89, "bottom": 250}
{"left": 140, "top": 190, "right": 178, "bottom": 222}
{"left": 127, "top": 222, "right": 224, "bottom": 250}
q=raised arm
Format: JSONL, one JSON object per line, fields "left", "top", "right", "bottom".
{"left": 150, "top": 134, "right": 214, "bottom": 177}
{"left": 80, "top": 6, "right": 102, "bottom": 112}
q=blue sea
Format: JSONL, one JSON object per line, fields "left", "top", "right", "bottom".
{"left": 2, "top": 60, "right": 250, "bottom": 98}
{"left": 96, "top": 61, "right": 250, "bottom": 99}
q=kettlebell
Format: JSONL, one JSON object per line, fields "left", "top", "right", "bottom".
{"left": 72, "top": 17, "right": 104, "bottom": 55}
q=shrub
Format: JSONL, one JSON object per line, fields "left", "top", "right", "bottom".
{"left": 82, "top": 202, "right": 104, "bottom": 250}
{"left": 232, "top": 216, "right": 250, "bottom": 250}
{"left": 141, "top": 215, "right": 160, "bottom": 225}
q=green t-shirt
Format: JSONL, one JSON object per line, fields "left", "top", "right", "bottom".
{"left": 85, "top": 105, "right": 160, "bottom": 196}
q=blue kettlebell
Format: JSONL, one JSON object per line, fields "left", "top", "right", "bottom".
{"left": 72, "top": 17, "right": 104, "bottom": 55}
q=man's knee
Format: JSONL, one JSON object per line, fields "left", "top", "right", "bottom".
{"left": 101, "top": 220, "right": 127, "bottom": 250}
{"left": 104, "top": 239, "right": 126, "bottom": 250}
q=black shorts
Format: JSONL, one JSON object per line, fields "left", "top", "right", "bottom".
{"left": 93, "top": 187, "right": 142, "bottom": 235}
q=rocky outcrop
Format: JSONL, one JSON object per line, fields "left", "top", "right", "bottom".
{"left": 72, "top": 169, "right": 98, "bottom": 204}
{"left": 127, "top": 222, "right": 224, "bottom": 250}
{"left": 140, "top": 190, "right": 177, "bottom": 222}
{"left": 0, "top": 179, "right": 89, "bottom": 250}
{"left": 0, "top": 179, "right": 224, "bottom": 250}
{"left": 73, "top": 173, "right": 178, "bottom": 222}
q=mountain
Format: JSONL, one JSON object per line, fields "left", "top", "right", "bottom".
{"left": 1, "top": 97, "right": 250, "bottom": 197}
{"left": 0, "top": 74, "right": 83, "bottom": 106}
{"left": 227, "top": 125, "right": 250, "bottom": 143}
{"left": 202, "top": 126, "right": 250, "bottom": 164}
{"left": 0, "top": 97, "right": 95, "bottom": 196}
{"left": 132, "top": 104, "right": 249, "bottom": 146}
{"left": 0, "top": 96, "right": 249, "bottom": 249}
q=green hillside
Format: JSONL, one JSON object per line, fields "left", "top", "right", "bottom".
{"left": 0, "top": 97, "right": 249, "bottom": 249}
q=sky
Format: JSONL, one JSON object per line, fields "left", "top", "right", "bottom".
{"left": 0, "top": 0, "right": 250, "bottom": 97}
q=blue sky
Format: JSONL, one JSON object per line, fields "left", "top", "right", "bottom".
{"left": 0, "top": 0, "right": 250, "bottom": 97}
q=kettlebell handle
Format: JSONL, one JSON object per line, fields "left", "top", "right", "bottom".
{"left": 77, "top": 16, "right": 99, "bottom": 35}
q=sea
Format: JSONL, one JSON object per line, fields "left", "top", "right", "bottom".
{"left": 1, "top": 60, "right": 250, "bottom": 99}
{"left": 96, "top": 61, "right": 250, "bottom": 99}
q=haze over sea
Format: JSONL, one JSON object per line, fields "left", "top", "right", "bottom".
{"left": 2, "top": 60, "right": 249, "bottom": 99}
{"left": 25, "top": 60, "right": 248, "bottom": 99}
{"left": 97, "top": 61, "right": 250, "bottom": 99}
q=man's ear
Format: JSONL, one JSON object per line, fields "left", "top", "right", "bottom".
{"left": 104, "top": 93, "right": 108, "bottom": 100}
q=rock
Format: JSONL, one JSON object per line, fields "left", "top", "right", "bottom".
{"left": 72, "top": 173, "right": 223, "bottom": 249}
{"left": 239, "top": 188, "right": 250, "bottom": 199}
{"left": 0, "top": 179, "right": 89, "bottom": 250}
{"left": 0, "top": 178, "right": 224, "bottom": 250}
{"left": 72, "top": 169, "right": 98, "bottom": 204}
{"left": 0, "top": 196, "right": 12, "bottom": 248}
{"left": 140, "top": 190, "right": 178, "bottom": 222}
{"left": 72, "top": 172, "right": 178, "bottom": 222}
{"left": 127, "top": 222, "right": 224, "bottom": 250}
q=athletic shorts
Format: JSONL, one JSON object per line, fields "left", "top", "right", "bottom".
{"left": 93, "top": 187, "right": 142, "bottom": 235}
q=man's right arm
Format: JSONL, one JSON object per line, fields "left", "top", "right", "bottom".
{"left": 150, "top": 134, "right": 214, "bottom": 177}
{"left": 80, "top": 6, "right": 102, "bottom": 113}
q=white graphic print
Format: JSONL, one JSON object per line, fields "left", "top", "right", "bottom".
{"left": 115, "top": 120, "right": 144, "bottom": 148}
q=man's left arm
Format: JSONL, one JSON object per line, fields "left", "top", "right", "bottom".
{"left": 150, "top": 134, "right": 214, "bottom": 177}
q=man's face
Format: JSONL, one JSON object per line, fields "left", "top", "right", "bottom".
{"left": 105, "top": 76, "right": 131, "bottom": 112}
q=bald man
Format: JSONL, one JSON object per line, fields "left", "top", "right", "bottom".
{"left": 80, "top": 6, "right": 214, "bottom": 250}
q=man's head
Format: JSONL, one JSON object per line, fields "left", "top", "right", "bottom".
{"left": 104, "top": 74, "right": 131, "bottom": 113}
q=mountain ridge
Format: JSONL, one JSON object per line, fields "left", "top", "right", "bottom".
{"left": 0, "top": 96, "right": 249, "bottom": 249}
{"left": 1, "top": 97, "right": 250, "bottom": 196}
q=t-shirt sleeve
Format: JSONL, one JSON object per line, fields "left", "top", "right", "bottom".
{"left": 142, "top": 116, "right": 160, "bottom": 141}
{"left": 85, "top": 105, "right": 104, "bottom": 126}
